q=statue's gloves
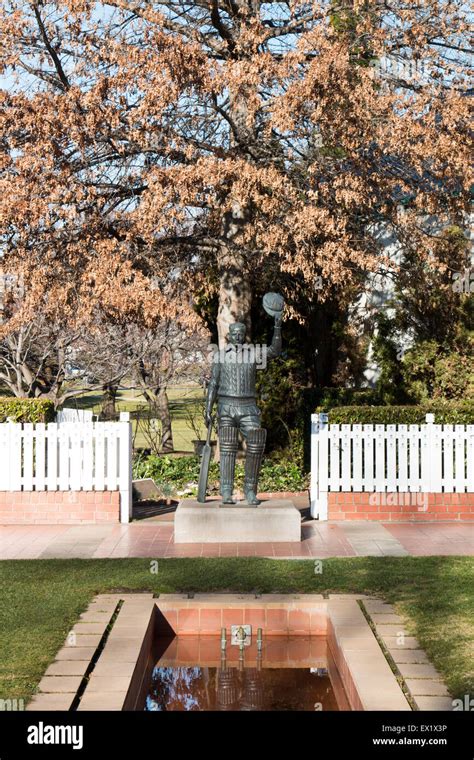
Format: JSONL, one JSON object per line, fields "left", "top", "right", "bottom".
{"left": 205, "top": 406, "right": 213, "bottom": 428}
{"left": 204, "top": 389, "right": 216, "bottom": 427}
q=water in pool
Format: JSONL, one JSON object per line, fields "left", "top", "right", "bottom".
{"left": 144, "top": 636, "right": 345, "bottom": 711}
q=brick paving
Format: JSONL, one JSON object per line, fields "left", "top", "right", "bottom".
{"left": 383, "top": 522, "right": 474, "bottom": 556}
{"left": 1, "top": 516, "right": 472, "bottom": 559}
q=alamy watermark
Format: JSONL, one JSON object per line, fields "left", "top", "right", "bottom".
{"left": 372, "top": 56, "right": 430, "bottom": 83}
{"left": 369, "top": 492, "right": 428, "bottom": 511}
{"left": 452, "top": 269, "right": 474, "bottom": 294}
{"left": 314, "top": 559, "right": 323, "bottom": 575}
{"left": 452, "top": 695, "right": 474, "bottom": 711}
{"left": 27, "top": 722, "right": 83, "bottom": 750}
{"left": 0, "top": 698, "right": 25, "bottom": 711}
{"left": 208, "top": 343, "right": 268, "bottom": 370}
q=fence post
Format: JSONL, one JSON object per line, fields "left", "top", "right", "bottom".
{"left": 10, "top": 421, "right": 22, "bottom": 490}
{"left": 310, "top": 414, "right": 318, "bottom": 517}
{"left": 0, "top": 422, "right": 11, "bottom": 490}
{"left": 310, "top": 412, "right": 329, "bottom": 520}
{"left": 424, "top": 412, "right": 442, "bottom": 493}
{"left": 467, "top": 424, "right": 474, "bottom": 493}
{"left": 119, "top": 412, "right": 133, "bottom": 523}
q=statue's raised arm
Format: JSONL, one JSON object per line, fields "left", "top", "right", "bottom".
{"left": 263, "top": 292, "right": 284, "bottom": 361}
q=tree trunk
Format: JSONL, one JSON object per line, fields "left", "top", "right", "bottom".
{"left": 100, "top": 383, "right": 118, "bottom": 420}
{"left": 152, "top": 387, "right": 174, "bottom": 453}
{"left": 216, "top": 71, "right": 255, "bottom": 346}
{"left": 217, "top": 235, "right": 252, "bottom": 346}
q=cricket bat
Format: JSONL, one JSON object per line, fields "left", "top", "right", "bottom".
{"left": 197, "top": 420, "right": 213, "bottom": 503}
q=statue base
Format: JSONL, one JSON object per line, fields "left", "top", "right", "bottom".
{"left": 174, "top": 498, "right": 301, "bottom": 543}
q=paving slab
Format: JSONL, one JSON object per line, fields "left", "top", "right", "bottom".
{"left": 363, "top": 600, "right": 393, "bottom": 612}
{"left": 405, "top": 679, "right": 450, "bottom": 697}
{"left": 96, "top": 641, "right": 142, "bottom": 661}
{"left": 84, "top": 676, "right": 131, "bottom": 693}
{"left": 397, "top": 663, "right": 443, "bottom": 680}
{"left": 337, "top": 522, "right": 408, "bottom": 557}
{"left": 26, "top": 693, "right": 75, "bottom": 711}
{"left": 38, "top": 676, "right": 83, "bottom": 693}
{"left": 54, "top": 647, "right": 96, "bottom": 661}
{"left": 383, "top": 523, "right": 474, "bottom": 557}
{"left": 92, "top": 660, "right": 136, "bottom": 678}
{"left": 374, "top": 624, "right": 412, "bottom": 637}
{"left": 389, "top": 649, "right": 430, "bottom": 665}
{"left": 384, "top": 636, "right": 421, "bottom": 650}
{"left": 45, "top": 660, "right": 90, "bottom": 677}
{"left": 77, "top": 692, "right": 125, "bottom": 711}
{"left": 73, "top": 623, "right": 107, "bottom": 634}
{"left": 415, "top": 696, "right": 455, "bottom": 711}
{"left": 370, "top": 613, "right": 404, "bottom": 624}
{"left": 79, "top": 611, "right": 114, "bottom": 624}
{"left": 69, "top": 634, "right": 103, "bottom": 648}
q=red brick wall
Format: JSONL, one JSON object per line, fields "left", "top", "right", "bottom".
{"left": 0, "top": 490, "right": 120, "bottom": 524}
{"left": 328, "top": 492, "right": 474, "bottom": 521}
{"left": 155, "top": 600, "right": 327, "bottom": 637}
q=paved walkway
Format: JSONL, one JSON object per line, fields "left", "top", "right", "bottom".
{"left": 1, "top": 520, "right": 472, "bottom": 559}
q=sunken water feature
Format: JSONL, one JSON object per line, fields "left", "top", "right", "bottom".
{"left": 68, "top": 595, "right": 412, "bottom": 711}
{"left": 142, "top": 628, "right": 348, "bottom": 711}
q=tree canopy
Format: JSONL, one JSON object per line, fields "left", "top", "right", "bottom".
{"left": 0, "top": 0, "right": 471, "bottom": 341}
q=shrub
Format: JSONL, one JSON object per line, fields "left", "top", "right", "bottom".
{"left": 315, "top": 402, "right": 474, "bottom": 425}
{"left": 133, "top": 454, "right": 205, "bottom": 489}
{"left": 132, "top": 453, "right": 308, "bottom": 496}
{"left": 401, "top": 339, "right": 474, "bottom": 402}
{"left": 258, "top": 460, "right": 308, "bottom": 492}
{"left": 0, "top": 397, "right": 55, "bottom": 423}
{"left": 256, "top": 353, "right": 307, "bottom": 452}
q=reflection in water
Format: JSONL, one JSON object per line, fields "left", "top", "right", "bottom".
{"left": 145, "top": 665, "right": 339, "bottom": 711}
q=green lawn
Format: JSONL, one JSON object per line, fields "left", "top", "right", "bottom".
{"left": 65, "top": 385, "right": 206, "bottom": 452}
{"left": 0, "top": 557, "right": 472, "bottom": 704}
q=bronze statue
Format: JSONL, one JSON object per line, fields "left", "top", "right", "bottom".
{"left": 200, "top": 292, "right": 284, "bottom": 506}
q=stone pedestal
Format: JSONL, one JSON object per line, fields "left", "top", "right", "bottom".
{"left": 174, "top": 498, "right": 301, "bottom": 543}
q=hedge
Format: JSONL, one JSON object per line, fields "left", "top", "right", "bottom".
{"left": 315, "top": 402, "right": 474, "bottom": 425}
{"left": 313, "top": 387, "right": 383, "bottom": 408}
{"left": 0, "top": 398, "right": 55, "bottom": 423}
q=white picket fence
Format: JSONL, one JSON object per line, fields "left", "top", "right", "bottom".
{"left": 0, "top": 412, "right": 132, "bottom": 523}
{"left": 310, "top": 413, "right": 474, "bottom": 519}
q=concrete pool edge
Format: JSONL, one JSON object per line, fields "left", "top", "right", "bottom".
{"left": 85, "top": 594, "right": 410, "bottom": 711}
{"left": 327, "top": 598, "right": 409, "bottom": 710}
